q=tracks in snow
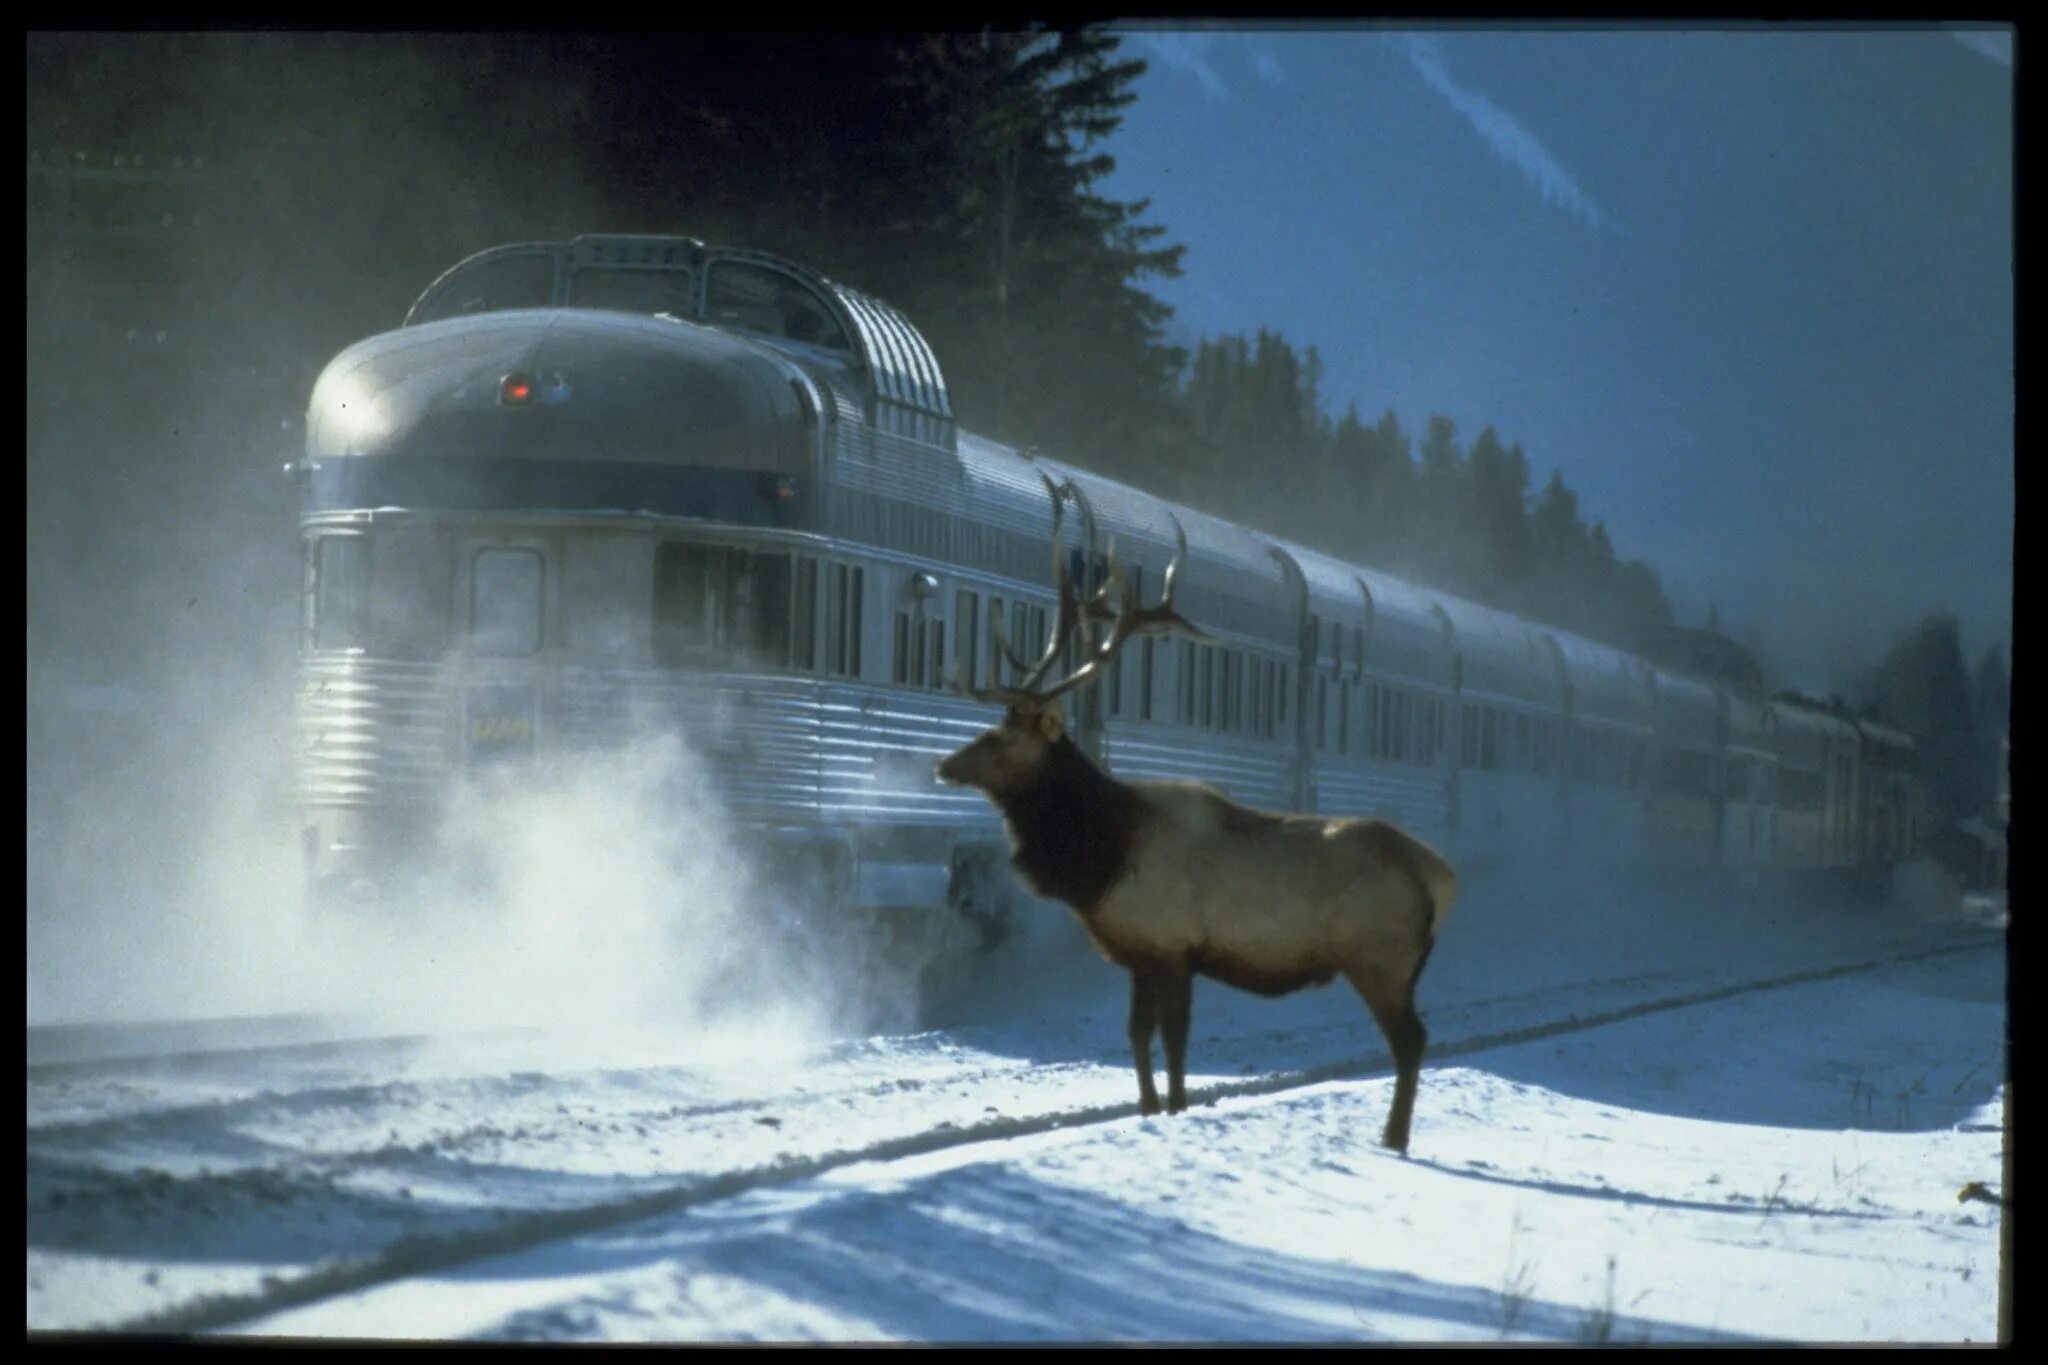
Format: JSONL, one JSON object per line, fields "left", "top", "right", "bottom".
{"left": 59, "top": 929, "right": 1999, "bottom": 1338}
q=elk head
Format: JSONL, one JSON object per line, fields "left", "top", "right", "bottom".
{"left": 936, "top": 476, "right": 1208, "bottom": 797}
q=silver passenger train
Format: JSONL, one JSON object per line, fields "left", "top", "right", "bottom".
{"left": 292, "top": 234, "right": 1923, "bottom": 973}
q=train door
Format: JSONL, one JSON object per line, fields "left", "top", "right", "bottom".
{"left": 454, "top": 532, "right": 555, "bottom": 768}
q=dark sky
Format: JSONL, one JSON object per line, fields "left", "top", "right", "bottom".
{"left": 1102, "top": 26, "right": 2013, "bottom": 692}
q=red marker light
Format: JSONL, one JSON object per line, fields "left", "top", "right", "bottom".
{"left": 501, "top": 373, "right": 534, "bottom": 405}
{"left": 775, "top": 476, "right": 797, "bottom": 501}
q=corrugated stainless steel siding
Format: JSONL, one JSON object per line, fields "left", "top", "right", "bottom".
{"left": 296, "top": 656, "right": 450, "bottom": 808}
{"left": 1103, "top": 727, "right": 1295, "bottom": 811}
{"left": 516, "top": 667, "right": 998, "bottom": 834}
{"left": 1311, "top": 760, "right": 1452, "bottom": 841}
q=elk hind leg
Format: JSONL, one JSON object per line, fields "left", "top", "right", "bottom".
{"left": 1346, "top": 961, "right": 1429, "bottom": 1153}
{"left": 1128, "top": 969, "right": 1162, "bottom": 1116}
{"left": 1157, "top": 965, "right": 1194, "bottom": 1114}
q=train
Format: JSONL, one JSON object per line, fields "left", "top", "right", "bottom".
{"left": 290, "top": 234, "right": 1924, "bottom": 989}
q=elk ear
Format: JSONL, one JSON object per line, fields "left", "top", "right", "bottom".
{"left": 1035, "top": 703, "right": 1066, "bottom": 744}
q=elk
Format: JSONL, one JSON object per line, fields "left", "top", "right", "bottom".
{"left": 935, "top": 479, "right": 1457, "bottom": 1152}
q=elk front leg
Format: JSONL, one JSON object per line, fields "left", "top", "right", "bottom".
{"left": 1128, "top": 969, "right": 1162, "bottom": 1116}
{"left": 1158, "top": 964, "right": 1194, "bottom": 1114}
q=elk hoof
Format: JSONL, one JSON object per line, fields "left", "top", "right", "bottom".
{"left": 1139, "top": 1096, "right": 1162, "bottom": 1117}
{"left": 1166, "top": 1094, "right": 1187, "bottom": 1115}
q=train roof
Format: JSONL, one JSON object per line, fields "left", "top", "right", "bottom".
{"left": 1276, "top": 541, "right": 1453, "bottom": 685}
{"left": 1648, "top": 667, "right": 1721, "bottom": 750}
{"left": 1036, "top": 457, "right": 1297, "bottom": 648}
{"left": 402, "top": 235, "right": 956, "bottom": 448}
{"left": 1722, "top": 686, "right": 1774, "bottom": 753}
{"left": 1546, "top": 628, "right": 1656, "bottom": 729}
{"left": 1433, "top": 596, "right": 1566, "bottom": 709}
{"left": 1855, "top": 718, "right": 1914, "bottom": 750}
{"left": 1770, "top": 694, "right": 1862, "bottom": 766}
{"left": 307, "top": 308, "right": 809, "bottom": 474}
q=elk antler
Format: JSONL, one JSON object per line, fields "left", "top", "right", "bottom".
{"left": 963, "top": 479, "right": 1210, "bottom": 711}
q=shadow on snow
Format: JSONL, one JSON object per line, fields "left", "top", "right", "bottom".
{"left": 450, "top": 1160, "right": 1755, "bottom": 1343}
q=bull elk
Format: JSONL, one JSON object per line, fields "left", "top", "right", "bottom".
{"left": 935, "top": 478, "right": 1457, "bottom": 1152}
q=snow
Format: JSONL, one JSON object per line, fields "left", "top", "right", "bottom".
{"left": 27, "top": 886, "right": 2005, "bottom": 1344}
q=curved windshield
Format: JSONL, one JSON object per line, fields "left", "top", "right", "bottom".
{"left": 707, "top": 261, "right": 850, "bottom": 352}
{"left": 408, "top": 251, "right": 558, "bottom": 325}
{"left": 566, "top": 267, "right": 698, "bottom": 317}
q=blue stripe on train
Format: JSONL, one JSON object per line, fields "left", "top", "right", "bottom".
{"left": 306, "top": 457, "right": 805, "bottom": 527}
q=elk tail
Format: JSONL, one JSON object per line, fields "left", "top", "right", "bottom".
{"left": 1410, "top": 841, "right": 1459, "bottom": 933}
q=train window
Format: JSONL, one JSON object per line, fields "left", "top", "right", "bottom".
{"left": 955, "top": 591, "right": 979, "bottom": 691}
{"left": 930, "top": 620, "right": 946, "bottom": 691}
{"left": 793, "top": 558, "right": 819, "bottom": 671}
{"left": 1199, "top": 646, "right": 1215, "bottom": 730}
{"left": 312, "top": 535, "right": 370, "bottom": 651}
{"left": 707, "top": 261, "right": 850, "bottom": 352}
{"left": 826, "top": 563, "right": 864, "bottom": 677}
{"left": 1007, "top": 601, "right": 1045, "bottom": 680}
{"left": 897, "top": 613, "right": 929, "bottom": 687}
{"left": 1028, "top": 603, "right": 1047, "bottom": 671}
{"left": 1278, "top": 665, "right": 1289, "bottom": 726}
{"left": 1336, "top": 678, "right": 1351, "bottom": 755}
{"left": 747, "top": 554, "right": 792, "bottom": 664}
{"left": 1140, "top": 637, "right": 1156, "bottom": 721}
{"left": 1209, "top": 649, "right": 1222, "bottom": 732}
{"left": 410, "top": 251, "right": 557, "bottom": 325}
{"left": 1480, "top": 707, "right": 1498, "bottom": 771}
{"left": 1393, "top": 690, "right": 1412, "bottom": 764}
{"left": 471, "top": 549, "right": 543, "bottom": 656}
{"left": 986, "top": 596, "right": 1007, "bottom": 682}
{"left": 655, "top": 546, "right": 791, "bottom": 668}
{"left": 1460, "top": 703, "right": 1477, "bottom": 768}
{"left": 1314, "top": 673, "right": 1328, "bottom": 749}
{"left": 653, "top": 545, "right": 711, "bottom": 664}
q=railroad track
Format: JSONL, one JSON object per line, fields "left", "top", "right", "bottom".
{"left": 37, "top": 928, "right": 1997, "bottom": 1338}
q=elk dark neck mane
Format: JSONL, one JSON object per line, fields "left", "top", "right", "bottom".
{"left": 988, "top": 736, "right": 1147, "bottom": 914}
